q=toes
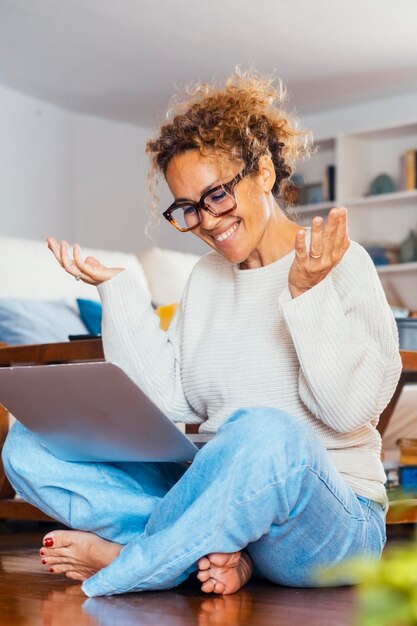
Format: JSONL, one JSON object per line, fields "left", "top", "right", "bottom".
{"left": 198, "top": 556, "right": 211, "bottom": 570}
{"left": 197, "top": 569, "right": 211, "bottom": 582}
{"left": 40, "top": 548, "right": 75, "bottom": 563}
{"left": 46, "top": 562, "right": 74, "bottom": 575}
{"left": 41, "top": 556, "right": 76, "bottom": 568}
{"left": 201, "top": 578, "right": 216, "bottom": 594}
{"left": 213, "top": 580, "right": 226, "bottom": 594}
{"left": 42, "top": 530, "right": 74, "bottom": 550}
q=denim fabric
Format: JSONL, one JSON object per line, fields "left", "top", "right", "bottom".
{"left": 2, "top": 407, "right": 386, "bottom": 597}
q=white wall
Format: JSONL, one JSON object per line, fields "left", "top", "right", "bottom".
{"left": 0, "top": 82, "right": 205, "bottom": 255}
{"left": 0, "top": 83, "right": 75, "bottom": 241}
{"left": 73, "top": 114, "right": 206, "bottom": 255}
{"left": 73, "top": 114, "right": 150, "bottom": 252}
{"left": 300, "top": 89, "right": 417, "bottom": 139}
{"left": 2, "top": 81, "right": 417, "bottom": 257}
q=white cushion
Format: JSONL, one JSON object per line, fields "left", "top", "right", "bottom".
{"left": 0, "top": 236, "right": 150, "bottom": 301}
{"left": 137, "top": 247, "right": 200, "bottom": 305}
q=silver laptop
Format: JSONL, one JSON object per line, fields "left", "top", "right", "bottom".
{"left": 0, "top": 361, "right": 213, "bottom": 463}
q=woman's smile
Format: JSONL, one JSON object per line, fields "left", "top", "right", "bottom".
{"left": 210, "top": 220, "right": 241, "bottom": 244}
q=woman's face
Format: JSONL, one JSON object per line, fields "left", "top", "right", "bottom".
{"left": 165, "top": 150, "right": 280, "bottom": 267}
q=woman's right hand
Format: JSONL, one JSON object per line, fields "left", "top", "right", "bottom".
{"left": 47, "top": 237, "right": 124, "bottom": 286}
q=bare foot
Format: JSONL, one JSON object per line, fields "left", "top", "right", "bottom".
{"left": 40, "top": 530, "right": 122, "bottom": 581}
{"left": 197, "top": 551, "right": 253, "bottom": 594}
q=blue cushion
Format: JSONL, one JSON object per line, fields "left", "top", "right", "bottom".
{"left": 76, "top": 299, "right": 102, "bottom": 335}
{"left": 0, "top": 299, "right": 89, "bottom": 345}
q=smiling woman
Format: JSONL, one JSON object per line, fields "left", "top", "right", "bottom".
{"left": 146, "top": 69, "right": 312, "bottom": 232}
{"left": 2, "top": 68, "right": 402, "bottom": 600}
{"left": 145, "top": 70, "right": 315, "bottom": 270}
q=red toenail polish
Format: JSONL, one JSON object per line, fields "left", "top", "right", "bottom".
{"left": 40, "top": 550, "right": 45, "bottom": 556}
{"left": 44, "top": 538, "right": 54, "bottom": 547}
{"left": 42, "top": 559, "right": 47, "bottom": 565}
{"left": 49, "top": 568, "right": 54, "bottom": 573}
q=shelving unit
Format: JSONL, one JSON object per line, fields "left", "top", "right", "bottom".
{"left": 294, "top": 121, "right": 417, "bottom": 309}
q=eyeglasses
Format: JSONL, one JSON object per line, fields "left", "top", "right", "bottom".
{"left": 163, "top": 172, "right": 243, "bottom": 232}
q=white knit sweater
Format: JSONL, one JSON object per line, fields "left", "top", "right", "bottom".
{"left": 98, "top": 229, "right": 402, "bottom": 506}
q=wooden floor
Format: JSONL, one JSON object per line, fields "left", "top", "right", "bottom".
{"left": 0, "top": 525, "right": 362, "bottom": 626}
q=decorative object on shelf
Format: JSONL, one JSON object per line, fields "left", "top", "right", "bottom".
{"left": 399, "top": 229, "right": 417, "bottom": 263}
{"left": 363, "top": 245, "right": 390, "bottom": 266}
{"left": 290, "top": 174, "right": 305, "bottom": 187}
{"left": 402, "top": 148, "right": 417, "bottom": 190}
{"left": 322, "top": 165, "right": 336, "bottom": 201}
{"left": 298, "top": 182, "right": 324, "bottom": 205}
{"left": 368, "top": 173, "right": 395, "bottom": 196}
{"left": 362, "top": 242, "right": 400, "bottom": 266}
{"left": 397, "top": 437, "right": 417, "bottom": 489}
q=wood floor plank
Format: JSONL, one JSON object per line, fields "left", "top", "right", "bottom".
{"left": 0, "top": 531, "right": 357, "bottom": 626}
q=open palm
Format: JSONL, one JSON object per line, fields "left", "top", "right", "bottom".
{"left": 47, "top": 237, "right": 123, "bottom": 286}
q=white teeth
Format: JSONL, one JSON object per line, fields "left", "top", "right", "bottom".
{"left": 214, "top": 222, "right": 239, "bottom": 242}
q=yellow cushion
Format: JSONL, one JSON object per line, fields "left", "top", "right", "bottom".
{"left": 156, "top": 303, "right": 178, "bottom": 331}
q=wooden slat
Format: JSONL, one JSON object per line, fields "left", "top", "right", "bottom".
{"left": 0, "top": 405, "right": 14, "bottom": 499}
{"left": 387, "top": 499, "right": 417, "bottom": 524}
{"left": 0, "top": 338, "right": 104, "bottom": 366}
{"left": 401, "top": 349, "right": 417, "bottom": 371}
{"left": 0, "top": 499, "right": 53, "bottom": 521}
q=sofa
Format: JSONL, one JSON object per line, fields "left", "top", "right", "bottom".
{"left": 0, "top": 236, "right": 200, "bottom": 341}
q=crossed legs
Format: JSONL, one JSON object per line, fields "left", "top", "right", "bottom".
{"left": 2, "top": 407, "right": 386, "bottom": 597}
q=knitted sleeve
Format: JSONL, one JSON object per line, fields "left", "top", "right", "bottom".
{"left": 279, "top": 242, "right": 402, "bottom": 433}
{"left": 97, "top": 269, "right": 203, "bottom": 425}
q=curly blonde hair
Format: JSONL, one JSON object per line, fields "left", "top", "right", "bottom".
{"left": 145, "top": 68, "right": 314, "bottom": 229}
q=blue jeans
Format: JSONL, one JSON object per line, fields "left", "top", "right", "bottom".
{"left": 2, "top": 407, "right": 386, "bottom": 597}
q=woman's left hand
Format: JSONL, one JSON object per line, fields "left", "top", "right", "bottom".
{"left": 288, "top": 207, "right": 351, "bottom": 299}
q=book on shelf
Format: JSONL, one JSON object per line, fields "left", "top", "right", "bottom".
{"left": 402, "top": 149, "right": 417, "bottom": 190}
{"left": 322, "top": 165, "right": 336, "bottom": 202}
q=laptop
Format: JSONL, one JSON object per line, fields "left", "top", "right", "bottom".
{"left": 0, "top": 361, "right": 213, "bottom": 463}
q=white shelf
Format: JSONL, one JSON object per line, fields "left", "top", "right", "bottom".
{"left": 296, "top": 201, "right": 334, "bottom": 214}
{"left": 297, "top": 190, "right": 417, "bottom": 214}
{"left": 345, "top": 189, "right": 417, "bottom": 209}
{"left": 376, "top": 262, "right": 417, "bottom": 274}
{"left": 299, "top": 120, "right": 417, "bottom": 310}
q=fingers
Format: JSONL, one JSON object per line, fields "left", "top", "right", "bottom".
{"left": 47, "top": 236, "right": 62, "bottom": 265}
{"left": 60, "top": 240, "right": 81, "bottom": 278}
{"left": 72, "top": 244, "right": 101, "bottom": 285}
{"left": 47, "top": 237, "right": 97, "bottom": 284}
{"left": 307, "top": 207, "right": 349, "bottom": 262}
{"left": 333, "top": 207, "right": 350, "bottom": 255}
{"left": 47, "top": 237, "right": 123, "bottom": 285}
{"left": 310, "top": 217, "right": 324, "bottom": 258}
{"left": 294, "top": 229, "right": 307, "bottom": 261}
{"left": 47, "top": 236, "right": 79, "bottom": 276}
{"left": 289, "top": 208, "right": 349, "bottom": 298}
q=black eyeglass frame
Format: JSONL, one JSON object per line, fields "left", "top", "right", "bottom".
{"left": 163, "top": 172, "right": 243, "bottom": 232}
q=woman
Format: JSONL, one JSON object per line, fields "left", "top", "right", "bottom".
{"left": 2, "top": 70, "right": 401, "bottom": 597}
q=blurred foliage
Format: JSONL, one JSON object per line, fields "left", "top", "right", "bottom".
{"left": 317, "top": 545, "right": 417, "bottom": 626}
